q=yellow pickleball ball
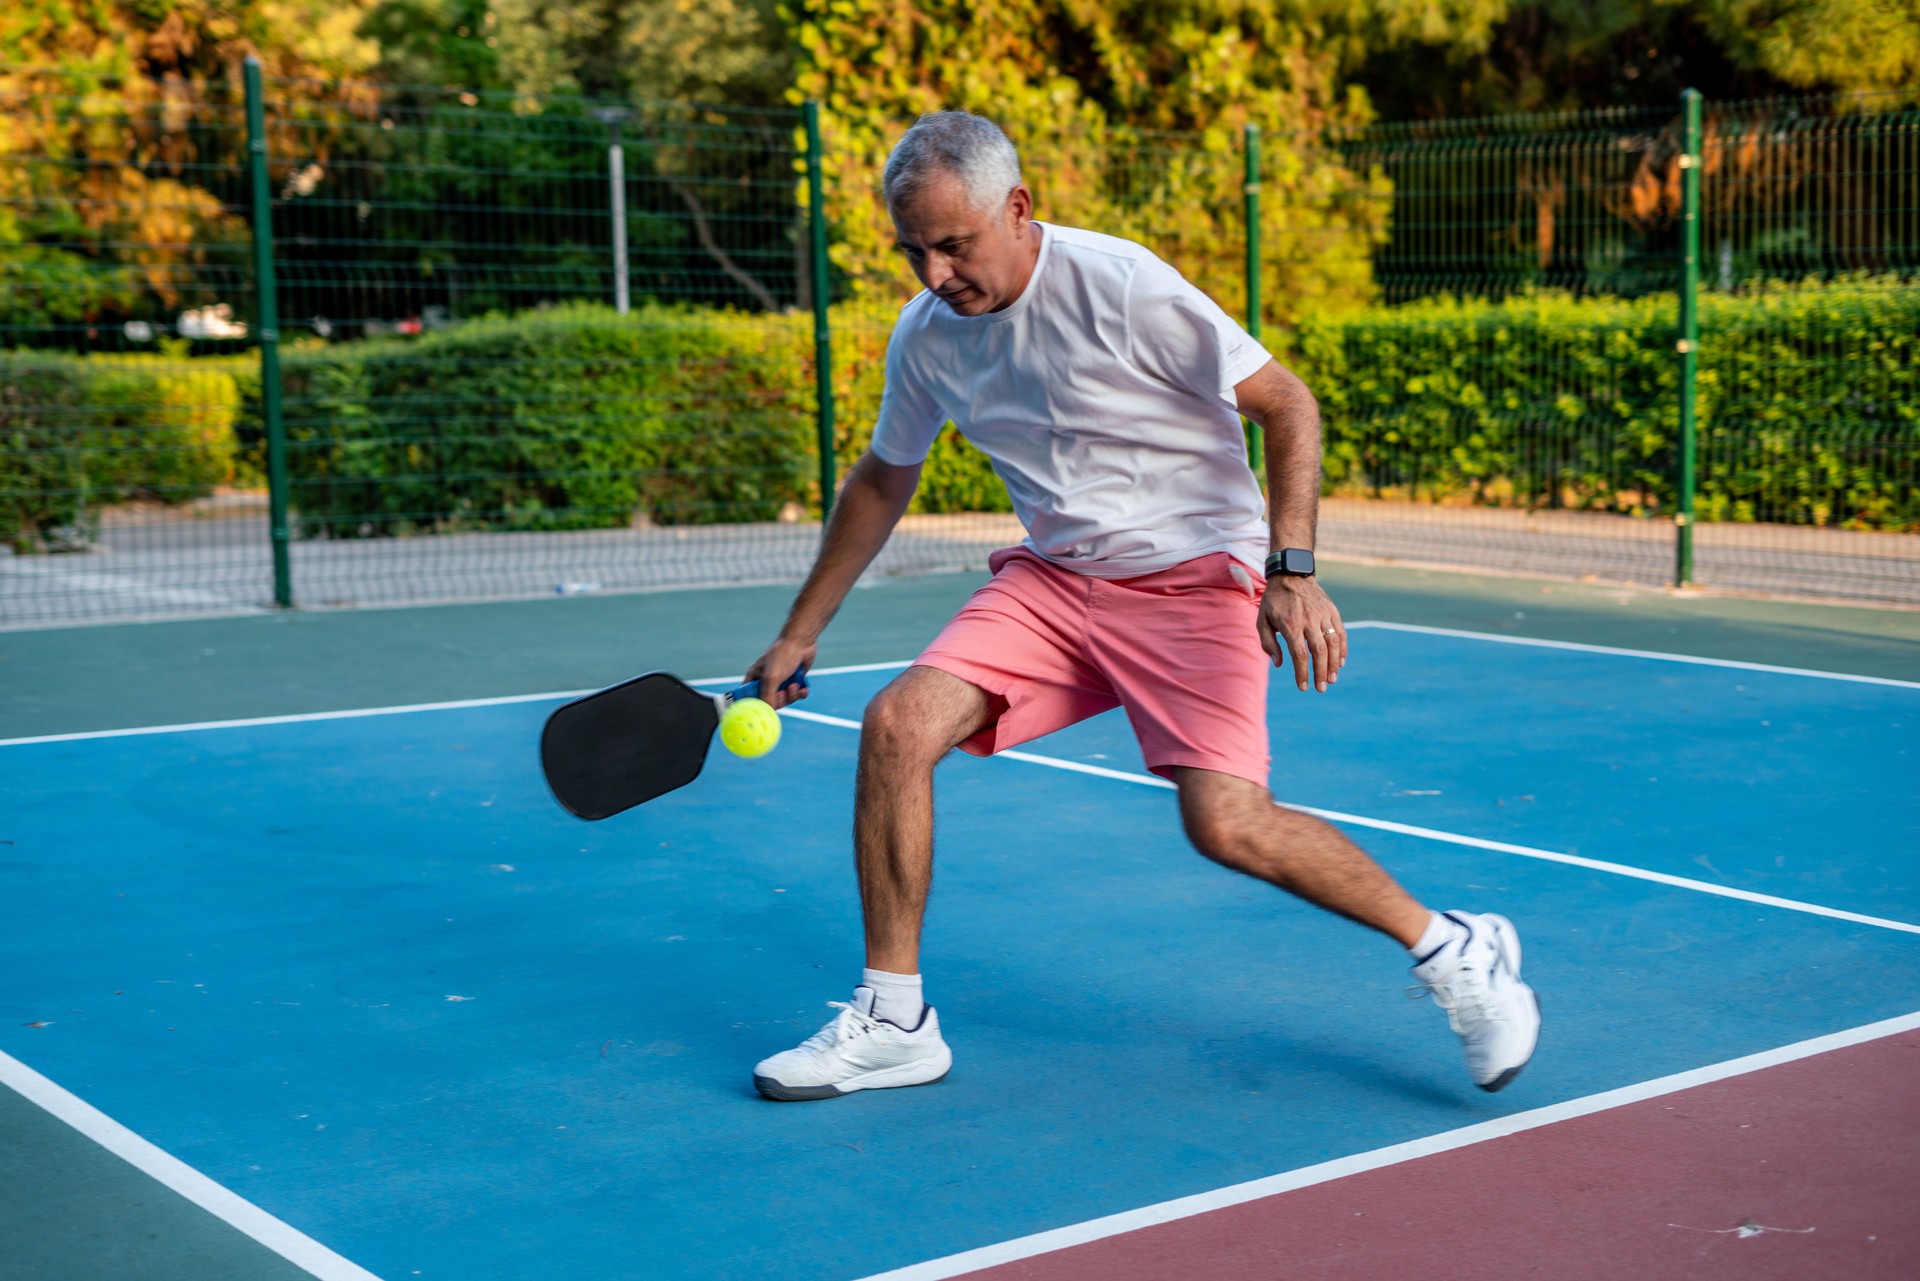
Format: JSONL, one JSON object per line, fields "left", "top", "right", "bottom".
{"left": 719, "top": 696, "right": 782, "bottom": 758}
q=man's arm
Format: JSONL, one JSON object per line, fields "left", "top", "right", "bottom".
{"left": 1234, "top": 359, "right": 1346, "bottom": 693}
{"left": 744, "top": 449, "right": 923, "bottom": 708}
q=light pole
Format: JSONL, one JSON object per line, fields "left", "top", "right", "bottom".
{"left": 593, "top": 107, "right": 633, "bottom": 314}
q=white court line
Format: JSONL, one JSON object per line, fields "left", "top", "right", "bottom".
{"left": 0, "top": 660, "right": 915, "bottom": 748}
{"left": 781, "top": 708, "right": 1920, "bottom": 936}
{"left": 1344, "top": 620, "right": 1920, "bottom": 689}
{"left": 851, "top": 1008, "right": 1920, "bottom": 1281}
{"left": 0, "top": 1049, "right": 386, "bottom": 1281}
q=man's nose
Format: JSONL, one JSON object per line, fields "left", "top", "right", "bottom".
{"left": 922, "top": 253, "right": 955, "bottom": 291}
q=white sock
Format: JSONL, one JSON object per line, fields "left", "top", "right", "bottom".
{"left": 1409, "top": 911, "right": 1465, "bottom": 964}
{"left": 854, "top": 968, "right": 924, "bottom": 1026}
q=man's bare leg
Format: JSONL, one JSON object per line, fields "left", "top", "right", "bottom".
{"left": 854, "top": 665, "right": 996, "bottom": 973}
{"left": 752, "top": 665, "right": 989, "bottom": 1100}
{"left": 1172, "top": 766, "right": 1539, "bottom": 1090}
{"left": 1171, "top": 766, "right": 1430, "bottom": 946}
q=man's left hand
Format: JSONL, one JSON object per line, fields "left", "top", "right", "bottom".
{"left": 1257, "top": 576, "right": 1346, "bottom": 692}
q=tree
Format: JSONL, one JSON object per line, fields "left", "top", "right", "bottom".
{"left": 0, "top": 0, "right": 382, "bottom": 340}
{"left": 787, "top": 0, "right": 1417, "bottom": 324}
{"left": 1346, "top": 0, "right": 1920, "bottom": 120}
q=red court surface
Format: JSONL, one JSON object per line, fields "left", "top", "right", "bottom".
{"left": 957, "top": 1027, "right": 1920, "bottom": 1281}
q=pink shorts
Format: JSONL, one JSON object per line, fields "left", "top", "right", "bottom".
{"left": 915, "top": 547, "right": 1272, "bottom": 788}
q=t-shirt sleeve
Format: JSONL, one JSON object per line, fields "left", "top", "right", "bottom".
{"left": 868, "top": 317, "right": 947, "bottom": 466}
{"left": 1126, "top": 256, "right": 1274, "bottom": 407}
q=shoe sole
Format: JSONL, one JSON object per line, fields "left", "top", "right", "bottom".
{"left": 753, "top": 1052, "right": 954, "bottom": 1102}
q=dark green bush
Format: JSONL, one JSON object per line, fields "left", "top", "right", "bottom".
{"left": 12, "top": 279, "right": 1910, "bottom": 552}
{"left": 260, "top": 303, "right": 819, "bottom": 536}
{"left": 249, "top": 300, "right": 1011, "bottom": 537}
{"left": 1295, "top": 280, "right": 1917, "bottom": 529}
{"left": 841, "top": 279, "right": 1916, "bottom": 531}
{"left": 1692, "top": 281, "right": 1919, "bottom": 529}
{"left": 0, "top": 349, "right": 240, "bottom": 552}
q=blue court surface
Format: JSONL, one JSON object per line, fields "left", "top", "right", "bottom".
{"left": 2, "top": 622, "right": 1916, "bottom": 1280}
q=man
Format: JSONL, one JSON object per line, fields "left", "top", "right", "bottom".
{"left": 744, "top": 111, "right": 1540, "bottom": 1101}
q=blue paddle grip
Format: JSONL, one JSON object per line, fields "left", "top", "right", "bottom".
{"left": 727, "top": 666, "right": 808, "bottom": 704}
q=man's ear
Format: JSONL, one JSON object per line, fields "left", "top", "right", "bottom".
{"left": 1006, "top": 183, "right": 1033, "bottom": 229}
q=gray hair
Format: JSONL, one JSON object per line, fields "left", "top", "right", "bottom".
{"left": 882, "top": 111, "right": 1023, "bottom": 212}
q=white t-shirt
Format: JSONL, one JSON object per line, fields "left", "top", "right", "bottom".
{"left": 870, "top": 221, "right": 1274, "bottom": 578}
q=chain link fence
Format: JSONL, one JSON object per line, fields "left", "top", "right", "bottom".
{"left": 3, "top": 68, "right": 1914, "bottom": 628}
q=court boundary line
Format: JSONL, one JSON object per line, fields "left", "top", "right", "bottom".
{"left": 780, "top": 708, "right": 1920, "bottom": 937}
{"left": 850, "top": 1008, "right": 1920, "bottom": 1281}
{"left": 1343, "top": 620, "right": 1920, "bottom": 689}
{"left": 0, "top": 661, "right": 917, "bottom": 748}
{"left": 0, "top": 1049, "right": 386, "bottom": 1281}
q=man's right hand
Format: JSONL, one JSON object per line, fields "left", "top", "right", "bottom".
{"left": 744, "top": 637, "right": 818, "bottom": 709}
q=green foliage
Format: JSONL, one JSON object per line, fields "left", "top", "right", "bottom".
{"left": 787, "top": 0, "right": 1391, "bottom": 324}
{"left": 1350, "top": 0, "right": 1920, "bottom": 119}
{"left": 1298, "top": 279, "right": 1918, "bottom": 529}
{"left": 1692, "top": 279, "right": 1920, "bottom": 528}
{"left": 253, "top": 280, "right": 1919, "bottom": 537}
{"left": 0, "top": 348, "right": 241, "bottom": 551}
{"left": 15, "top": 280, "right": 1910, "bottom": 554}
{"left": 1, "top": 0, "right": 382, "bottom": 338}
{"left": 1698, "top": 0, "right": 1920, "bottom": 95}
{"left": 829, "top": 279, "right": 1914, "bottom": 532}
{"left": 258, "top": 302, "right": 821, "bottom": 535}
{"left": 228, "top": 298, "right": 1004, "bottom": 533}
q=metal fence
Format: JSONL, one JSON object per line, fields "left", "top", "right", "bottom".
{"left": 1275, "top": 92, "right": 1919, "bottom": 601}
{"left": 2, "top": 67, "right": 1914, "bottom": 628}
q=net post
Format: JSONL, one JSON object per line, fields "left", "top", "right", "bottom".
{"left": 1242, "top": 122, "right": 1264, "bottom": 474}
{"left": 1676, "top": 88, "right": 1702, "bottom": 588}
{"left": 805, "top": 101, "right": 837, "bottom": 519}
{"left": 245, "top": 57, "right": 293, "bottom": 609}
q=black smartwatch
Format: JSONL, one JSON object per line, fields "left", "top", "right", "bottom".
{"left": 1264, "top": 548, "right": 1316, "bottom": 578}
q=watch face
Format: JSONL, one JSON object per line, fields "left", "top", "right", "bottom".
{"left": 1283, "top": 548, "right": 1315, "bottom": 575}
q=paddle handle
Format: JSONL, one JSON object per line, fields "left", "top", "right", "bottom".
{"left": 726, "top": 666, "right": 808, "bottom": 704}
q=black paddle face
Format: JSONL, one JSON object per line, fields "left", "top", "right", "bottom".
{"left": 540, "top": 672, "right": 719, "bottom": 820}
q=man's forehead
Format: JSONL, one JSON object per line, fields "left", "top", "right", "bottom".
{"left": 889, "top": 173, "right": 993, "bottom": 244}
{"left": 893, "top": 219, "right": 980, "bottom": 248}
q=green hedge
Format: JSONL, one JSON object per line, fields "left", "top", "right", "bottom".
{"left": 1297, "top": 280, "right": 1918, "bottom": 529}
{"left": 0, "top": 348, "right": 241, "bottom": 552}
{"left": 839, "top": 279, "right": 1915, "bottom": 531}
{"left": 252, "top": 303, "right": 817, "bottom": 535}
{"left": 8, "top": 279, "right": 1913, "bottom": 550}
{"left": 236, "top": 299, "right": 1008, "bottom": 536}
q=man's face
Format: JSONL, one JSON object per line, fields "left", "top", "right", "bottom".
{"left": 890, "top": 170, "right": 1037, "bottom": 316}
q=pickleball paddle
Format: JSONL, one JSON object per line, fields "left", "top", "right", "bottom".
{"left": 540, "top": 667, "right": 807, "bottom": 820}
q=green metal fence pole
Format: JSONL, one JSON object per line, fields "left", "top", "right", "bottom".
{"left": 1242, "top": 123, "right": 1264, "bottom": 473}
{"left": 1676, "top": 89, "right": 1702, "bottom": 588}
{"left": 805, "top": 101, "right": 837, "bottom": 519}
{"left": 244, "top": 57, "right": 292, "bottom": 608}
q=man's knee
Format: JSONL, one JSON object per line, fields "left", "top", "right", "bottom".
{"left": 1174, "top": 770, "right": 1271, "bottom": 866}
{"left": 1181, "top": 802, "right": 1249, "bottom": 865}
{"left": 862, "top": 668, "right": 987, "bottom": 767}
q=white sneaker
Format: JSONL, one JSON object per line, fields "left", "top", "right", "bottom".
{"left": 1409, "top": 911, "right": 1540, "bottom": 1093}
{"left": 753, "top": 994, "right": 953, "bottom": 1102}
